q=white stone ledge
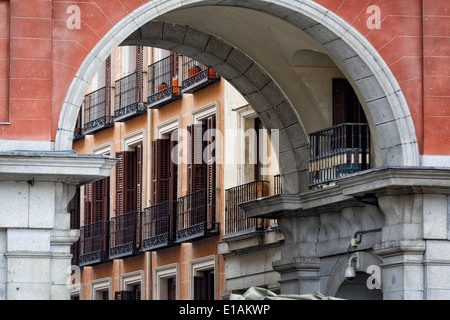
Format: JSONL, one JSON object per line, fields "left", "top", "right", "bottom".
{"left": 0, "top": 151, "right": 118, "bottom": 185}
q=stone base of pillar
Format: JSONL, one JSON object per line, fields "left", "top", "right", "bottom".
{"left": 272, "top": 257, "right": 321, "bottom": 295}
{"left": 0, "top": 151, "right": 117, "bottom": 300}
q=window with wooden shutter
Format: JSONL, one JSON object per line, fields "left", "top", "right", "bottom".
{"left": 136, "top": 144, "right": 143, "bottom": 212}
{"left": 136, "top": 46, "right": 144, "bottom": 103}
{"left": 84, "top": 183, "right": 92, "bottom": 224}
{"left": 187, "top": 123, "right": 207, "bottom": 194}
{"left": 193, "top": 270, "right": 214, "bottom": 300}
{"left": 115, "top": 148, "right": 141, "bottom": 215}
{"left": 332, "top": 78, "right": 367, "bottom": 125}
{"left": 167, "top": 277, "right": 176, "bottom": 300}
{"left": 152, "top": 139, "right": 170, "bottom": 204}
{"left": 68, "top": 187, "right": 81, "bottom": 230}
{"left": 194, "top": 276, "right": 205, "bottom": 300}
{"left": 93, "top": 177, "right": 110, "bottom": 223}
{"left": 105, "top": 56, "right": 112, "bottom": 117}
{"left": 205, "top": 115, "right": 216, "bottom": 231}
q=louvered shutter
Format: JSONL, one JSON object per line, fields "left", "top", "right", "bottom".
{"left": 193, "top": 276, "right": 205, "bottom": 300}
{"left": 105, "top": 56, "right": 112, "bottom": 117}
{"left": 187, "top": 124, "right": 207, "bottom": 194}
{"left": 136, "top": 144, "right": 143, "bottom": 212}
{"left": 116, "top": 151, "right": 137, "bottom": 215}
{"left": 93, "top": 177, "right": 109, "bottom": 223}
{"left": 84, "top": 183, "right": 93, "bottom": 224}
{"left": 152, "top": 139, "right": 170, "bottom": 204}
{"left": 169, "top": 130, "right": 178, "bottom": 201}
{"left": 68, "top": 187, "right": 80, "bottom": 229}
{"left": 206, "top": 115, "right": 216, "bottom": 231}
{"left": 168, "top": 278, "right": 176, "bottom": 300}
{"left": 115, "top": 152, "right": 125, "bottom": 216}
{"left": 136, "top": 46, "right": 143, "bottom": 103}
{"left": 125, "top": 151, "right": 137, "bottom": 213}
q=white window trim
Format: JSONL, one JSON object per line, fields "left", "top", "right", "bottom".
{"left": 189, "top": 255, "right": 218, "bottom": 300}
{"left": 119, "top": 270, "right": 145, "bottom": 300}
{"left": 122, "top": 128, "right": 146, "bottom": 151}
{"left": 153, "top": 263, "right": 180, "bottom": 300}
{"left": 155, "top": 116, "right": 181, "bottom": 139}
{"left": 191, "top": 101, "right": 218, "bottom": 124}
{"left": 90, "top": 277, "right": 112, "bottom": 300}
{"left": 91, "top": 141, "right": 113, "bottom": 155}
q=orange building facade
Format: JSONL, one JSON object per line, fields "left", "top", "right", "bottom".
{"left": 0, "top": 0, "right": 450, "bottom": 300}
{"left": 69, "top": 46, "right": 281, "bottom": 300}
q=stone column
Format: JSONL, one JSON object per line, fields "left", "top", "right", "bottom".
{"left": 374, "top": 189, "right": 450, "bottom": 300}
{"left": 273, "top": 215, "right": 321, "bottom": 295}
{"left": 0, "top": 151, "right": 117, "bottom": 300}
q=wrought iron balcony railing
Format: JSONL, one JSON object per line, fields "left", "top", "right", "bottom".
{"left": 109, "top": 211, "right": 142, "bottom": 259}
{"left": 224, "top": 180, "right": 270, "bottom": 237}
{"left": 79, "top": 220, "right": 110, "bottom": 267}
{"left": 181, "top": 56, "right": 220, "bottom": 94}
{"left": 147, "top": 54, "right": 182, "bottom": 109}
{"left": 141, "top": 201, "right": 178, "bottom": 251}
{"left": 114, "top": 71, "right": 146, "bottom": 122}
{"left": 309, "top": 123, "right": 371, "bottom": 188}
{"left": 83, "top": 86, "right": 114, "bottom": 135}
{"left": 274, "top": 174, "right": 282, "bottom": 195}
{"left": 176, "top": 189, "right": 219, "bottom": 242}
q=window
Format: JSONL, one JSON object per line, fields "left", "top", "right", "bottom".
{"left": 153, "top": 263, "right": 179, "bottom": 300}
{"left": 151, "top": 129, "right": 178, "bottom": 205}
{"left": 115, "top": 270, "right": 144, "bottom": 300}
{"left": 115, "top": 143, "right": 143, "bottom": 215}
{"left": 189, "top": 255, "right": 217, "bottom": 300}
{"left": 90, "top": 277, "right": 112, "bottom": 300}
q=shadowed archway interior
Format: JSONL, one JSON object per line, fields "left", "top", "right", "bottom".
{"left": 56, "top": 0, "right": 420, "bottom": 194}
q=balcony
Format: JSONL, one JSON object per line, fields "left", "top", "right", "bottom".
{"left": 83, "top": 86, "right": 114, "bottom": 135}
{"left": 114, "top": 71, "right": 146, "bottom": 122}
{"left": 176, "top": 189, "right": 219, "bottom": 242}
{"left": 224, "top": 180, "right": 270, "bottom": 238}
{"left": 181, "top": 56, "right": 220, "bottom": 94}
{"left": 79, "top": 221, "right": 110, "bottom": 267}
{"left": 274, "top": 174, "right": 282, "bottom": 195}
{"left": 147, "top": 54, "right": 182, "bottom": 109}
{"left": 73, "top": 111, "right": 85, "bottom": 142}
{"left": 109, "top": 211, "right": 142, "bottom": 259}
{"left": 141, "top": 201, "right": 179, "bottom": 251}
{"left": 309, "top": 123, "right": 371, "bottom": 188}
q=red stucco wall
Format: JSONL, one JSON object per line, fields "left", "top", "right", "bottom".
{"left": 0, "top": 0, "right": 448, "bottom": 155}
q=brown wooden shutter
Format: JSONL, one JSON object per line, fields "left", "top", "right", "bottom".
{"left": 115, "top": 152, "right": 124, "bottom": 216}
{"left": 125, "top": 152, "right": 137, "bottom": 213}
{"left": 333, "top": 78, "right": 367, "bottom": 125}
{"left": 136, "top": 144, "right": 143, "bottom": 212}
{"left": 84, "top": 183, "right": 93, "bottom": 224}
{"left": 105, "top": 56, "right": 112, "bottom": 117}
{"left": 136, "top": 46, "right": 143, "bottom": 102}
{"left": 116, "top": 151, "right": 138, "bottom": 215}
{"left": 68, "top": 187, "right": 81, "bottom": 229}
{"left": 93, "top": 177, "right": 109, "bottom": 222}
{"left": 194, "top": 276, "right": 205, "bottom": 300}
{"left": 152, "top": 139, "right": 170, "bottom": 204}
{"left": 187, "top": 123, "right": 207, "bottom": 194}
{"left": 168, "top": 278, "right": 176, "bottom": 300}
{"left": 206, "top": 115, "right": 216, "bottom": 231}
{"left": 169, "top": 130, "right": 178, "bottom": 202}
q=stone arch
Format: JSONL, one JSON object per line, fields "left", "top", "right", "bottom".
{"left": 56, "top": 0, "right": 420, "bottom": 194}
{"left": 326, "top": 251, "right": 383, "bottom": 299}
